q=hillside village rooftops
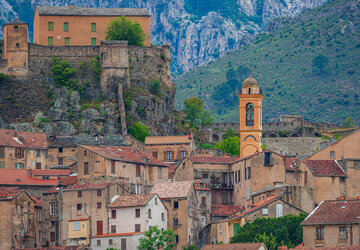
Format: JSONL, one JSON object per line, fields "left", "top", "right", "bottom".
{"left": 151, "top": 181, "right": 193, "bottom": 199}
{"left": 211, "top": 205, "right": 241, "bottom": 217}
{"left": 109, "top": 193, "right": 156, "bottom": 208}
{"left": 64, "top": 182, "right": 115, "bottom": 191}
{"left": 303, "top": 160, "right": 346, "bottom": 177}
{"left": 47, "top": 134, "right": 126, "bottom": 148}
{"left": 0, "top": 187, "right": 24, "bottom": 200}
{"left": 80, "top": 145, "right": 169, "bottom": 167}
{"left": 145, "top": 135, "right": 192, "bottom": 145}
{"left": 0, "top": 129, "right": 47, "bottom": 148}
{"left": 301, "top": 200, "right": 360, "bottom": 225}
{"left": 32, "top": 169, "right": 70, "bottom": 176}
{"left": 36, "top": 6, "right": 150, "bottom": 17}
{"left": 0, "top": 169, "right": 68, "bottom": 186}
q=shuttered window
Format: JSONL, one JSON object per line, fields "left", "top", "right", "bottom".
{"left": 64, "top": 22, "right": 69, "bottom": 31}
{"left": 91, "top": 23, "right": 96, "bottom": 32}
{"left": 48, "top": 37, "right": 53, "bottom": 46}
{"left": 48, "top": 22, "right": 53, "bottom": 31}
{"left": 91, "top": 38, "right": 96, "bottom": 46}
{"left": 65, "top": 37, "right": 70, "bottom": 46}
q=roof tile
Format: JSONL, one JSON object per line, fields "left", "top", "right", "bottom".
{"left": 145, "top": 135, "right": 191, "bottom": 145}
{"left": 0, "top": 169, "right": 68, "bottom": 186}
{"left": 151, "top": 181, "right": 193, "bottom": 199}
{"left": 211, "top": 205, "right": 240, "bottom": 217}
{"left": 64, "top": 182, "right": 114, "bottom": 191}
{"left": 0, "top": 129, "right": 47, "bottom": 148}
{"left": 109, "top": 193, "right": 155, "bottom": 208}
{"left": 304, "top": 160, "right": 346, "bottom": 176}
{"left": 202, "top": 243, "right": 264, "bottom": 250}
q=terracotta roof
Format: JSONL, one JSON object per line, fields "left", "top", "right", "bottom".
{"left": 0, "top": 129, "right": 47, "bottom": 148}
{"left": 211, "top": 205, "right": 240, "bottom": 217}
{"left": 0, "top": 187, "right": 23, "bottom": 200}
{"left": 145, "top": 135, "right": 191, "bottom": 145}
{"left": 168, "top": 164, "right": 177, "bottom": 179}
{"left": 36, "top": 6, "right": 150, "bottom": 16}
{"left": 188, "top": 156, "right": 239, "bottom": 164}
{"left": 64, "top": 182, "right": 114, "bottom": 191}
{"left": 109, "top": 193, "right": 155, "bottom": 208}
{"left": 151, "top": 181, "right": 193, "bottom": 199}
{"left": 31, "top": 196, "right": 42, "bottom": 207}
{"left": 80, "top": 145, "right": 169, "bottom": 167}
{"left": 32, "top": 169, "right": 70, "bottom": 176}
{"left": 285, "top": 158, "right": 302, "bottom": 171}
{"left": 69, "top": 217, "right": 90, "bottom": 222}
{"left": 0, "top": 169, "right": 60, "bottom": 186}
{"left": 291, "top": 246, "right": 360, "bottom": 250}
{"left": 92, "top": 232, "right": 143, "bottom": 238}
{"left": 6, "top": 19, "right": 27, "bottom": 25}
{"left": 43, "top": 175, "right": 78, "bottom": 194}
{"left": 301, "top": 200, "right": 360, "bottom": 225}
{"left": 303, "top": 160, "right": 346, "bottom": 177}
{"left": 202, "top": 243, "right": 265, "bottom": 250}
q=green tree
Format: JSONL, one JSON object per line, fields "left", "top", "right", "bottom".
{"left": 199, "top": 143, "right": 214, "bottom": 149}
{"left": 343, "top": 116, "right": 356, "bottom": 128}
{"left": 105, "top": 16, "right": 145, "bottom": 46}
{"left": 198, "top": 110, "right": 214, "bottom": 134}
{"left": 312, "top": 54, "right": 328, "bottom": 74}
{"left": 138, "top": 226, "right": 175, "bottom": 250}
{"left": 51, "top": 57, "right": 80, "bottom": 91}
{"left": 254, "top": 233, "right": 278, "bottom": 250}
{"left": 129, "top": 122, "right": 149, "bottom": 142}
{"left": 150, "top": 79, "right": 161, "bottom": 96}
{"left": 184, "top": 97, "right": 204, "bottom": 128}
{"left": 223, "top": 128, "right": 236, "bottom": 140}
{"left": 215, "top": 136, "right": 240, "bottom": 156}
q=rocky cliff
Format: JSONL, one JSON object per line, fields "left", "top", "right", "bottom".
{"left": 0, "top": 0, "right": 328, "bottom": 74}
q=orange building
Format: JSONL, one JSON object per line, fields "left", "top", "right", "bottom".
{"left": 238, "top": 76, "right": 263, "bottom": 157}
{"left": 33, "top": 4, "right": 151, "bottom": 47}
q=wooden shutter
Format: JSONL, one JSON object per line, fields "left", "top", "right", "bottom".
{"left": 97, "top": 221, "right": 103, "bottom": 235}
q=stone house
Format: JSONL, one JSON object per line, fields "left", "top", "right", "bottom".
{"left": 151, "top": 181, "right": 199, "bottom": 249}
{"left": 302, "top": 199, "right": 360, "bottom": 247}
{"left": 0, "top": 187, "right": 39, "bottom": 249}
{"left": 33, "top": 5, "right": 151, "bottom": 47}
{"left": 175, "top": 156, "right": 238, "bottom": 205}
{"left": 338, "top": 158, "right": 360, "bottom": 199}
{"left": 144, "top": 133, "right": 196, "bottom": 163}
{"left": 77, "top": 145, "right": 169, "bottom": 194}
{"left": 202, "top": 242, "right": 267, "bottom": 250}
{"left": 216, "top": 195, "right": 306, "bottom": 244}
{"left": 91, "top": 232, "right": 144, "bottom": 250}
{"left": 0, "top": 129, "right": 48, "bottom": 169}
{"left": 62, "top": 182, "right": 122, "bottom": 246}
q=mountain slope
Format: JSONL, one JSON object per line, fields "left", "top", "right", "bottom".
{"left": 0, "top": 0, "right": 328, "bottom": 74}
{"left": 175, "top": 0, "right": 360, "bottom": 124}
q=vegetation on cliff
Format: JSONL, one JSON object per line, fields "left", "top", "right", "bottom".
{"left": 175, "top": 0, "right": 360, "bottom": 124}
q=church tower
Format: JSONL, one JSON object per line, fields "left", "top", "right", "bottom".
{"left": 238, "top": 75, "right": 263, "bottom": 157}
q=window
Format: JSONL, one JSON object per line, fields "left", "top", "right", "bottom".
{"left": 148, "top": 209, "right": 152, "bottom": 219}
{"left": 340, "top": 177, "right": 346, "bottom": 183}
{"left": 219, "top": 225, "right": 222, "bottom": 233}
{"left": 276, "top": 203, "right": 283, "bottom": 218}
{"left": 15, "top": 43, "right": 20, "bottom": 48}
{"left": 136, "top": 165, "right": 141, "bottom": 177}
{"left": 161, "top": 213, "right": 165, "bottom": 221}
{"left": 50, "top": 203, "right": 55, "bottom": 215}
{"left": 58, "top": 147, "right": 63, "bottom": 153}
{"left": 48, "top": 22, "right": 53, "bottom": 31}
{"left": 158, "top": 167, "right": 163, "bottom": 179}
{"left": 339, "top": 226, "right": 347, "bottom": 238}
{"left": 121, "top": 239, "right": 126, "bottom": 250}
{"left": 96, "top": 240, "right": 101, "bottom": 246}
{"left": 77, "top": 203, "right": 82, "bottom": 211}
{"left": 264, "top": 152, "right": 272, "bottom": 165}
{"left": 166, "top": 151, "right": 173, "bottom": 160}
{"left": 111, "top": 161, "right": 115, "bottom": 174}
{"left": 36, "top": 149, "right": 41, "bottom": 157}
{"left": 84, "top": 150, "right": 87, "bottom": 156}
{"left": 15, "top": 148, "right": 24, "bottom": 158}
{"left": 97, "top": 189, "right": 102, "bottom": 196}
{"left": 38, "top": 210, "right": 42, "bottom": 221}
{"left": 78, "top": 191, "right": 82, "bottom": 198}
{"left": 201, "top": 197, "right": 206, "bottom": 206}
{"left": 180, "top": 150, "right": 186, "bottom": 159}
{"left": 84, "top": 162, "right": 89, "bottom": 175}
{"left": 316, "top": 227, "right": 324, "bottom": 240}
{"left": 248, "top": 88, "right": 251, "bottom": 94}
{"left": 14, "top": 25, "right": 18, "bottom": 30}
{"left": 97, "top": 202, "right": 102, "bottom": 209}
{"left": 64, "top": 22, "right": 69, "bottom": 31}
{"left": 135, "top": 208, "right": 140, "bottom": 218}
{"left": 202, "top": 171, "right": 209, "bottom": 179}
{"left": 262, "top": 208, "right": 269, "bottom": 215}
{"left": 330, "top": 151, "right": 335, "bottom": 159}
{"left": 152, "top": 151, "right": 158, "bottom": 159}
{"left": 0, "top": 162, "right": 4, "bottom": 169}
{"left": 91, "top": 38, "right": 96, "bottom": 46}
{"left": 58, "top": 158, "right": 63, "bottom": 165}
{"left": 155, "top": 197, "right": 158, "bottom": 204}
{"left": 0, "top": 147, "right": 5, "bottom": 158}
{"left": 246, "top": 103, "right": 254, "bottom": 126}
{"left": 175, "top": 235, "right": 179, "bottom": 243}
{"left": 48, "top": 36, "right": 53, "bottom": 46}
{"left": 305, "top": 171, "right": 308, "bottom": 185}
{"left": 91, "top": 23, "right": 96, "bottom": 32}
{"left": 65, "top": 37, "right": 70, "bottom": 46}
{"left": 15, "top": 162, "right": 24, "bottom": 169}
{"left": 50, "top": 232, "right": 56, "bottom": 242}
{"left": 245, "top": 167, "right": 251, "bottom": 180}
{"left": 73, "top": 221, "right": 80, "bottom": 231}
{"left": 109, "top": 239, "right": 113, "bottom": 245}
{"left": 135, "top": 224, "right": 140, "bottom": 232}
{"left": 173, "top": 217, "right": 179, "bottom": 226}
{"left": 111, "top": 225, "right": 116, "bottom": 233}
{"left": 174, "top": 201, "right": 179, "bottom": 209}
{"left": 111, "top": 210, "right": 116, "bottom": 219}
{"left": 36, "top": 162, "right": 41, "bottom": 169}
{"left": 136, "top": 184, "right": 141, "bottom": 194}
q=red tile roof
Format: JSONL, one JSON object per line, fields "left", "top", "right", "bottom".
{"left": 64, "top": 182, "right": 114, "bottom": 191}
{"left": 188, "top": 156, "right": 239, "bottom": 164}
{"left": 0, "top": 169, "right": 60, "bottom": 186}
{"left": 145, "top": 135, "right": 191, "bottom": 145}
{"left": 303, "top": 160, "right": 346, "bottom": 177}
{"left": 202, "top": 243, "right": 265, "bottom": 250}
{"left": 211, "top": 205, "right": 240, "bottom": 217}
{"left": 43, "top": 176, "right": 78, "bottom": 194}
{"left": 0, "top": 129, "right": 47, "bottom": 148}
{"left": 109, "top": 193, "right": 155, "bottom": 208}
{"left": 168, "top": 164, "right": 177, "bottom": 179}
{"left": 0, "top": 187, "right": 23, "bottom": 200}
{"left": 291, "top": 246, "right": 360, "bottom": 250}
{"left": 92, "top": 232, "right": 143, "bottom": 238}
{"left": 31, "top": 196, "right": 42, "bottom": 206}
{"left": 301, "top": 200, "right": 360, "bottom": 225}
{"left": 32, "top": 169, "right": 70, "bottom": 176}
{"left": 285, "top": 158, "right": 302, "bottom": 171}
{"left": 151, "top": 181, "right": 193, "bottom": 199}
{"left": 69, "top": 217, "right": 90, "bottom": 222}
{"left": 80, "top": 145, "right": 169, "bottom": 167}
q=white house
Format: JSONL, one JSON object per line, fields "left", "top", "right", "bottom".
{"left": 91, "top": 232, "right": 144, "bottom": 250}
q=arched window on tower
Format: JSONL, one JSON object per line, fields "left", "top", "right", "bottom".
{"left": 246, "top": 103, "right": 254, "bottom": 126}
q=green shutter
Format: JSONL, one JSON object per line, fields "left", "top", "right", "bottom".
{"left": 48, "top": 22, "right": 53, "bottom": 31}
{"left": 234, "top": 223, "right": 240, "bottom": 235}
{"left": 64, "top": 22, "right": 69, "bottom": 31}
{"left": 48, "top": 37, "right": 53, "bottom": 46}
{"left": 0, "top": 161, "right": 4, "bottom": 168}
{"left": 91, "top": 38, "right": 96, "bottom": 46}
{"left": 65, "top": 37, "right": 70, "bottom": 46}
{"left": 91, "top": 23, "right": 96, "bottom": 32}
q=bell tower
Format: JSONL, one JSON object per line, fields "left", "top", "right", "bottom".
{"left": 238, "top": 75, "right": 263, "bottom": 157}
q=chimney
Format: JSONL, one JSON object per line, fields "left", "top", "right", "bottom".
{"left": 70, "top": 3, "right": 75, "bottom": 8}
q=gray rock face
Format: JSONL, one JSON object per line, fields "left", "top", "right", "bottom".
{"left": 0, "top": 0, "right": 328, "bottom": 73}
{"left": 81, "top": 109, "right": 105, "bottom": 122}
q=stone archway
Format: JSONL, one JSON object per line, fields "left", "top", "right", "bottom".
{"left": 270, "top": 133, "right": 277, "bottom": 138}
{"left": 212, "top": 134, "right": 220, "bottom": 142}
{"left": 291, "top": 134, "right": 299, "bottom": 137}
